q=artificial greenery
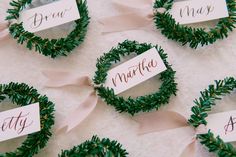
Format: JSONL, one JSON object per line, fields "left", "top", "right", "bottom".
{"left": 93, "top": 40, "right": 177, "bottom": 115}
{"left": 188, "top": 77, "right": 236, "bottom": 157}
{"left": 6, "top": 0, "right": 90, "bottom": 58}
{"left": 0, "top": 82, "right": 55, "bottom": 157}
{"left": 58, "top": 136, "right": 128, "bottom": 157}
{"left": 153, "top": 0, "right": 236, "bottom": 48}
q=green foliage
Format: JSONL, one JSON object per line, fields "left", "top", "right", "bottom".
{"left": 6, "top": 0, "right": 90, "bottom": 58}
{"left": 154, "top": 0, "right": 236, "bottom": 48}
{"left": 0, "top": 82, "right": 55, "bottom": 157}
{"left": 58, "top": 136, "right": 128, "bottom": 157}
{"left": 93, "top": 40, "right": 177, "bottom": 115}
{"left": 198, "top": 131, "right": 236, "bottom": 157}
{"left": 188, "top": 77, "right": 236, "bottom": 157}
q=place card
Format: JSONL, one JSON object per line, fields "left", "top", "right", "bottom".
{"left": 0, "top": 103, "right": 40, "bottom": 142}
{"left": 105, "top": 47, "right": 167, "bottom": 94}
{"left": 169, "top": 0, "right": 229, "bottom": 25}
{"left": 205, "top": 110, "right": 236, "bottom": 143}
{"left": 20, "top": 0, "right": 80, "bottom": 33}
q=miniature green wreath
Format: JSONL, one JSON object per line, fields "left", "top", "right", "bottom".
{"left": 188, "top": 77, "right": 236, "bottom": 157}
{"left": 153, "top": 0, "right": 236, "bottom": 48}
{"left": 0, "top": 82, "right": 55, "bottom": 157}
{"left": 93, "top": 40, "right": 177, "bottom": 115}
{"left": 58, "top": 136, "right": 128, "bottom": 157}
{"left": 6, "top": 0, "right": 90, "bottom": 58}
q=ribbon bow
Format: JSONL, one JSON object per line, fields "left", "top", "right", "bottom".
{"left": 43, "top": 71, "right": 99, "bottom": 133}
{"left": 0, "top": 2, "right": 10, "bottom": 40}
{"left": 134, "top": 111, "right": 208, "bottom": 157}
{"left": 99, "top": 0, "right": 166, "bottom": 33}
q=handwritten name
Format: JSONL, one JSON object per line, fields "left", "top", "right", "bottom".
{"left": 27, "top": 7, "right": 72, "bottom": 29}
{"left": 112, "top": 58, "right": 158, "bottom": 87}
{"left": 180, "top": 5, "right": 214, "bottom": 18}
{"left": 0, "top": 111, "right": 33, "bottom": 134}
{"left": 224, "top": 116, "right": 236, "bottom": 135}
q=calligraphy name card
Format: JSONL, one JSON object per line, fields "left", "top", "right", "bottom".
{"left": 0, "top": 103, "right": 40, "bottom": 142}
{"left": 169, "top": 0, "right": 229, "bottom": 25}
{"left": 105, "top": 48, "right": 167, "bottom": 95}
{"left": 20, "top": 0, "right": 80, "bottom": 33}
{"left": 205, "top": 110, "right": 236, "bottom": 143}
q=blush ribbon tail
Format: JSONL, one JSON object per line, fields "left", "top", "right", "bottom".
{"left": 133, "top": 111, "right": 208, "bottom": 157}
{"left": 0, "top": 14, "right": 9, "bottom": 40}
{"left": 98, "top": 0, "right": 155, "bottom": 33}
{"left": 112, "top": 0, "right": 154, "bottom": 11}
{"left": 57, "top": 91, "right": 98, "bottom": 133}
{"left": 42, "top": 70, "right": 92, "bottom": 88}
{"left": 0, "top": 4, "right": 10, "bottom": 40}
{"left": 133, "top": 111, "right": 189, "bottom": 134}
{"left": 0, "top": 28, "right": 9, "bottom": 40}
{"left": 43, "top": 70, "right": 98, "bottom": 133}
{"left": 179, "top": 138, "right": 196, "bottom": 157}
{"left": 179, "top": 124, "right": 208, "bottom": 157}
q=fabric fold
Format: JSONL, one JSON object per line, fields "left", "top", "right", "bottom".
{"left": 180, "top": 139, "right": 196, "bottom": 157}
{"left": 99, "top": 12, "right": 153, "bottom": 34}
{"left": 133, "top": 111, "right": 189, "bottom": 134}
{"left": 99, "top": 0, "right": 155, "bottom": 33}
{"left": 43, "top": 70, "right": 98, "bottom": 133}
{"left": 0, "top": 2, "right": 10, "bottom": 40}
{"left": 43, "top": 71, "right": 92, "bottom": 88}
{"left": 113, "top": 0, "right": 153, "bottom": 10}
{"left": 98, "top": 0, "right": 167, "bottom": 33}
{"left": 133, "top": 111, "right": 208, "bottom": 157}
{"left": 57, "top": 91, "right": 98, "bottom": 133}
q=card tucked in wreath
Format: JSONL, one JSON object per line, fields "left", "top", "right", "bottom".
{"left": 99, "top": 0, "right": 236, "bottom": 48}
{"left": 43, "top": 40, "right": 177, "bottom": 132}
{"left": 0, "top": 0, "right": 90, "bottom": 58}
{"left": 0, "top": 82, "right": 55, "bottom": 157}
{"left": 0, "top": 103, "right": 40, "bottom": 142}
{"left": 20, "top": 0, "right": 80, "bottom": 33}
{"left": 105, "top": 47, "right": 167, "bottom": 94}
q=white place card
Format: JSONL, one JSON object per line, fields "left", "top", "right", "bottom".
{"left": 205, "top": 110, "right": 236, "bottom": 143}
{"left": 105, "top": 47, "right": 167, "bottom": 95}
{"left": 169, "top": 0, "right": 229, "bottom": 25}
{"left": 0, "top": 103, "right": 40, "bottom": 142}
{"left": 20, "top": 0, "right": 80, "bottom": 33}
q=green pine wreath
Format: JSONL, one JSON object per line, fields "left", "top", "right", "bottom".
{"left": 188, "top": 77, "right": 236, "bottom": 157}
{"left": 0, "top": 82, "right": 55, "bottom": 157}
{"left": 153, "top": 0, "right": 236, "bottom": 48}
{"left": 93, "top": 40, "right": 177, "bottom": 115}
{"left": 58, "top": 136, "right": 128, "bottom": 157}
{"left": 6, "top": 0, "right": 90, "bottom": 58}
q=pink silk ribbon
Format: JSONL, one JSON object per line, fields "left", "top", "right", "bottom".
{"left": 0, "top": 2, "right": 10, "bottom": 40}
{"left": 98, "top": 0, "right": 166, "bottom": 33}
{"left": 133, "top": 111, "right": 208, "bottom": 157}
{"left": 43, "top": 71, "right": 98, "bottom": 133}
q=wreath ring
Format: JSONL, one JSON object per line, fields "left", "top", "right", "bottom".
{"left": 93, "top": 40, "right": 177, "bottom": 115}
{"left": 58, "top": 136, "right": 128, "bottom": 157}
{"left": 6, "top": 0, "right": 90, "bottom": 58}
{"left": 0, "top": 82, "right": 55, "bottom": 157}
{"left": 153, "top": 0, "right": 236, "bottom": 48}
{"left": 188, "top": 77, "right": 236, "bottom": 156}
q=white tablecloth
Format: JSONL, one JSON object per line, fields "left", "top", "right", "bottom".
{"left": 0, "top": 0, "right": 236, "bottom": 156}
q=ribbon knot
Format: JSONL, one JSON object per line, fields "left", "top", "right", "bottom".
{"left": 99, "top": 0, "right": 166, "bottom": 33}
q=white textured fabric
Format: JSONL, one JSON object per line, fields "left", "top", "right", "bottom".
{"left": 0, "top": 0, "right": 236, "bottom": 157}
